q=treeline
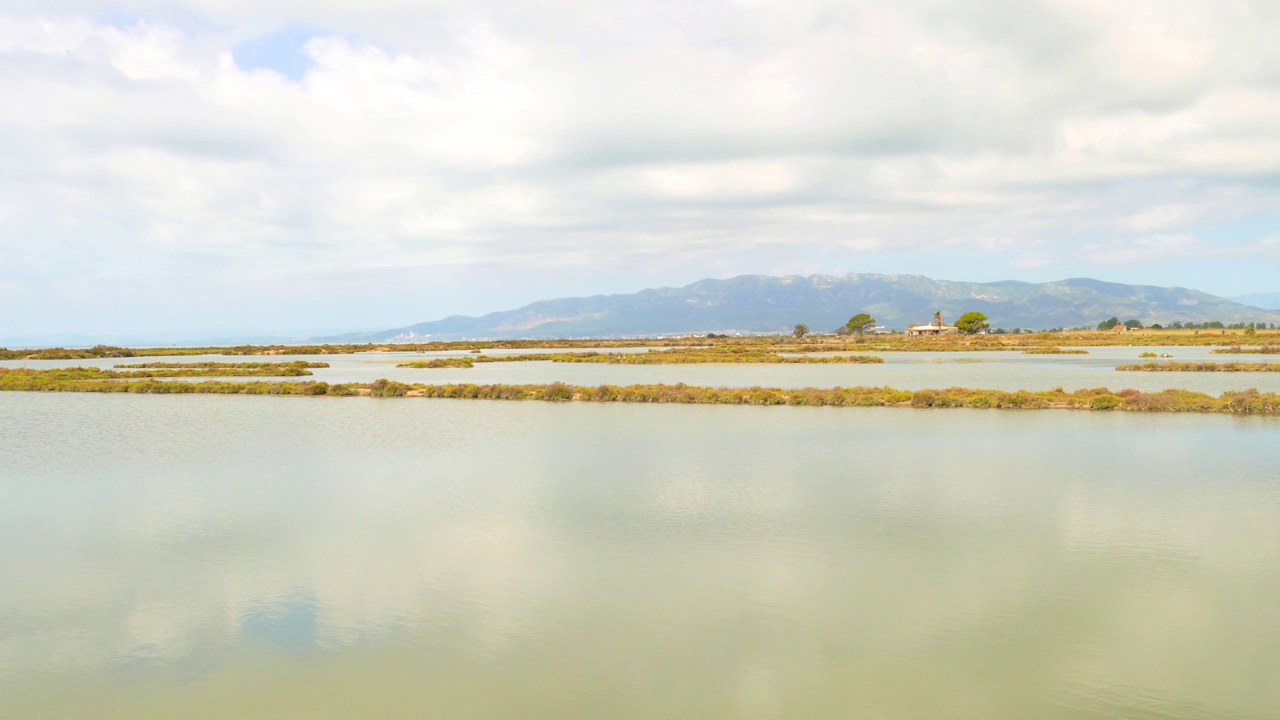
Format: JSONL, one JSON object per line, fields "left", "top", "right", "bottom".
{"left": 5, "top": 369, "right": 1279, "bottom": 414}
{"left": 1099, "top": 318, "right": 1277, "bottom": 331}
{"left": 1164, "top": 321, "right": 1276, "bottom": 330}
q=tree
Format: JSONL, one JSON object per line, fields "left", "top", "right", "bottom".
{"left": 793, "top": 323, "right": 810, "bottom": 338}
{"left": 955, "top": 311, "right": 989, "bottom": 335}
{"left": 1097, "top": 317, "right": 1120, "bottom": 330}
{"left": 1123, "top": 319, "right": 1144, "bottom": 329}
{"left": 843, "top": 313, "right": 875, "bottom": 336}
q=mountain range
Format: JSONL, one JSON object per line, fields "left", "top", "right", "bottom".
{"left": 1230, "top": 292, "right": 1280, "bottom": 310}
{"left": 330, "top": 274, "right": 1280, "bottom": 341}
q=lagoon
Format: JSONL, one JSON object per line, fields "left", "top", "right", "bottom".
{"left": 5, "top": 345, "right": 1280, "bottom": 395}
{"left": 2, "top": 392, "right": 1279, "bottom": 718}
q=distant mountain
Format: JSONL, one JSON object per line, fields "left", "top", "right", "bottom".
{"left": 329, "top": 274, "right": 1280, "bottom": 341}
{"left": 1230, "top": 292, "right": 1280, "bottom": 310}
{"left": 0, "top": 328, "right": 364, "bottom": 349}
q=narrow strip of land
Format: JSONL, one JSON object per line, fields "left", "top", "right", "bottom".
{"left": 1211, "top": 346, "right": 1280, "bottom": 354}
{"left": 397, "top": 350, "right": 884, "bottom": 367}
{"left": 0, "top": 363, "right": 326, "bottom": 380}
{"left": 115, "top": 361, "right": 329, "bottom": 370}
{"left": 2, "top": 369, "right": 1276, "bottom": 414}
{"left": 4, "top": 329, "right": 1280, "bottom": 361}
{"left": 1116, "top": 362, "right": 1280, "bottom": 372}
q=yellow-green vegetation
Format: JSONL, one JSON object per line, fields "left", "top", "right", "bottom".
{"left": 397, "top": 358, "right": 478, "bottom": 368}
{"left": 398, "top": 348, "right": 885, "bottom": 366}
{"left": 0, "top": 370, "right": 339, "bottom": 395}
{"left": 0, "top": 344, "right": 142, "bottom": 360}
{"left": 0, "top": 364, "right": 322, "bottom": 382}
{"left": 534, "top": 348, "right": 886, "bottom": 364}
{"left": 4, "top": 368, "right": 1279, "bottom": 414}
{"left": 115, "top": 361, "right": 329, "bottom": 370}
{"left": 1021, "top": 348, "right": 1089, "bottom": 354}
{"left": 1116, "top": 362, "right": 1280, "bottom": 372}
{"left": 1211, "top": 345, "right": 1280, "bottom": 354}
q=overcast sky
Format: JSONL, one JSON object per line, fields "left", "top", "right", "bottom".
{"left": 2, "top": 0, "right": 1279, "bottom": 338}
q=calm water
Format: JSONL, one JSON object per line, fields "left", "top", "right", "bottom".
{"left": 2, "top": 392, "right": 1279, "bottom": 719}
{"left": 5, "top": 345, "right": 1280, "bottom": 394}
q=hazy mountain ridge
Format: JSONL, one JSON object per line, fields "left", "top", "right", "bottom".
{"left": 332, "top": 274, "right": 1280, "bottom": 341}
{"left": 1230, "top": 292, "right": 1280, "bottom": 310}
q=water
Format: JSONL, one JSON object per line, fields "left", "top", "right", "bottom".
{"left": 2, "top": 392, "right": 1278, "bottom": 718}
{"left": 5, "top": 345, "right": 1280, "bottom": 394}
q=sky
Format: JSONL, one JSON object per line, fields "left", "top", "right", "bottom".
{"left": 2, "top": 0, "right": 1279, "bottom": 340}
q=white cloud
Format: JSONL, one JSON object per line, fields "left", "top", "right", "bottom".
{"left": 1, "top": 0, "right": 1279, "bottom": 334}
{"left": 1077, "top": 233, "right": 1207, "bottom": 266}
{"left": 1078, "top": 231, "right": 1280, "bottom": 267}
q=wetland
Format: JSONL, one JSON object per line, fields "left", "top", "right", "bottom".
{"left": 2, "top": 393, "right": 1278, "bottom": 719}
{"left": 4, "top": 330, "right": 1280, "bottom": 719}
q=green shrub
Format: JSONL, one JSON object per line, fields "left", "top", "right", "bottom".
{"left": 1090, "top": 395, "right": 1121, "bottom": 410}
{"left": 541, "top": 382, "right": 574, "bottom": 401}
{"left": 370, "top": 378, "right": 409, "bottom": 397}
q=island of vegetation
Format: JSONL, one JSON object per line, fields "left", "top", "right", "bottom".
{"left": 398, "top": 357, "right": 480, "bottom": 368}
{"left": 116, "top": 361, "right": 329, "bottom": 372}
{"left": 1211, "top": 346, "right": 1280, "bottom": 354}
{"left": 1116, "top": 362, "right": 1280, "bottom": 372}
{"left": 397, "top": 347, "right": 885, "bottom": 367}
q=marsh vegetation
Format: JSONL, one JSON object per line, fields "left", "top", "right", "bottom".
{"left": 115, "top": 361, "right": 329, "bottom": 371}
{"left": 398, "top": 347, "right": 885, "bottom": 367}
{"left": 1116, "top": 362, "right": 1280, "bottom": 372}
{"left": 1212, "top": 345, "right": 1280, "bottom": 354}
{"left": 4, "top": 368, "right": 1278, "bottom": 414}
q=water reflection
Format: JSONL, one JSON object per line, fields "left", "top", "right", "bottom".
{"left": 1, "top": 394, "right": 1278, "bottom": 718}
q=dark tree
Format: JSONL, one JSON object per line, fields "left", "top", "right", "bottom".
{"left": 843, "top": 313, "right": 875, "bottom": 336}
{"left": 955, "top": 312, "right": 990, "bottom": 335}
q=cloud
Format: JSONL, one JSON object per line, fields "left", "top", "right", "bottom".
{"left": 1, "top": 1, "right": 1279, "bottom": 334}
{"left": 1077, "top": 233, "right": 1208, "bottom": 266}
{"left": 1078, "top": 231, "right": 1280, "bottom": 266}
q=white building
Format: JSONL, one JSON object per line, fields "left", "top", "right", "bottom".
{"left": 905, "top": 321, "right": 958, "bottom": 337}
